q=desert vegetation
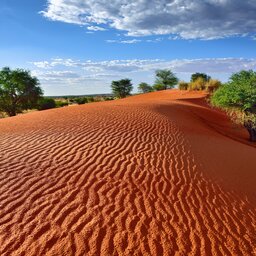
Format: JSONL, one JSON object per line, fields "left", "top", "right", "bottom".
{"left": 0, "top": 66, "right": 115, "bottom": 117}
{"left": 211, "top": 70, "right": 256, "bottom": 142}
{"left": 138, "top": 82, "right": 153, "bottom": 93}
{"left": 1, "top": 66, "right": 256, "bottom": 143}
{"left": 153, "top": 69, "right": 179, "bottom": 91}
{"left": 178, "top": 72, "right": 221, "bottom": 92}
{"left": 0, "top": 67, "right": 43, "bottom": 116}
{"left": 177, "top": 71, "right": 256, "bottom": 142}
{"left": 111, "top": 79, "right": 133, "bottom": 98}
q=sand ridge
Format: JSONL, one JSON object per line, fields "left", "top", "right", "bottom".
{"left": 0, "top": 90, "right": 255, "bottom": 255}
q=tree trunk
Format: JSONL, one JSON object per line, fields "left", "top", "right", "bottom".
{"left": 244, "top": 121, "right": 256, "bottom": 142}
{"left": 9, "top": 111, "right": 16, "bottom": 116}
{"left": 7, "top": 105, "right": 17, "bottom": 116}
{"left": 247, "top": 127, "right": 256, "bottom": 142}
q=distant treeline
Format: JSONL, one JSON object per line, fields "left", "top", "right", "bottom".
{"left": 38, "top": 95, "right": 115, "bottom": 111}
{"left": 46, "top": 93, "right": 113, "bottom": 99}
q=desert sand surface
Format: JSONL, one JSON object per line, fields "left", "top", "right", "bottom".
{"left": 0, "top": 90, "right": 255, "bottom": 256}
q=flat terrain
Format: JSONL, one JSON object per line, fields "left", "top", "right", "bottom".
{"left": 0, "top": 90, "right": 255, "bottom": 255}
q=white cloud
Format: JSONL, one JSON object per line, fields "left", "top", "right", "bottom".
{"left": 87, "top": 25, "right": 106, "bottom": 31}
{"left": 106, "top": 39, "right": 141, "bottom": 44}
{"left": 31, "top": 57, "right": 256, "bottom": 74}
{"left": 30, "top": 57, "right": 256, "bottom": 95}
{"left": 40, "top": 0, "right": 256, "bottom": 40}
{"left": 146, "top": 38, "right": 163, "bottom": 43}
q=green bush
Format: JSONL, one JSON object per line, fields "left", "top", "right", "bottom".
{"left": 55, "top": 101, "right": 69, "bottom": 107}
{"left": 104, "top": 96, "right": 114, "bottom": 101}
{"left": 153, "top": 84, "right": 166, "bottom": 91}
{"left": 178, "top": 81, "right": 189, "bottom": 90}
{"left": 74, "top": 97, "right": 88, "bottom": 104}
{"left": 37, "top": 98, "right": 56, "bottom": 110}
{"left": 87, "top": 97, "right": 95, "bottom": 103}
{"left": 211, "top": 70, "right": 256, "bottom": 141}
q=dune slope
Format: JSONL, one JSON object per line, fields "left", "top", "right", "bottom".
{"left": 0, "top": 90, "right": 255, "bottom": 255}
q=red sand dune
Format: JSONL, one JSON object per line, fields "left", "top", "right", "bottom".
{"left": 0, "top": 90, "right": 255, "bottom": 255}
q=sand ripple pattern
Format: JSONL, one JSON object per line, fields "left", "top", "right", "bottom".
{"left": 0, "top": 92, "right": 255, "bottom": 255}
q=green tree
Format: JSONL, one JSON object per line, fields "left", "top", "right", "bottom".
{"left": 211, "top": 70, "right": 256, "bottom": 142}
{"left": 154, "top": 69, "right": 178, "bottom": 90}
{"left": 0, "top": 67, "right": 43, "bottom": 116}
{"left": 111, "top": 79, "right": 133, "bottom": 98}
{"left": 191, "top": 73, "right": 211, "bottom": 83}
{"left": 138, "top": 82, "right": 153, "bottom": 93}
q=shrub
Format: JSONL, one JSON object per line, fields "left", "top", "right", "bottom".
{"left": 104, "top": 96, "right": 114, "bottom": 101}
{"left": 211, "top": 70, "right": 256, "bottom": 141}
{"left": 178, "top": 81, "right": 189, "bottom": 90}
{"left": 206, "top": 79, "right": 221, "bottom": 93}
{"left": 55, "top": 101, "right": 69, "bottom": 107}
{"left": 37, "top": 98, "right": 56, "bottom": 110}
{"left": 93, "top": 96, "right": 105, "bottom": 102}
{"left": 189, "top": 77, "right": 206, "bottom": 91}
{"left": 87, "top": 97, "right": 95, "bottom": 103}
{"left": 153, "top": 84, "right": 166, "bottom": 91}
{"left": 74, "top": 97, "right": 88, "bottom": 104}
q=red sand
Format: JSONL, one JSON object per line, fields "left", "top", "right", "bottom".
{"left": 0, "top": 90, "right": 255, "bottom": 255}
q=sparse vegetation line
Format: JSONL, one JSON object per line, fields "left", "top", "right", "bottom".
{"left": 1, "top": 66, "right": 255, "bottom": 142}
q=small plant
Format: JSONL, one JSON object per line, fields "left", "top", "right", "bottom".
{"left": 206, "top": 79, "right": 221, "bottom": 93}
{"left": 189, "top": 77, "right": 206, "bottom": 91}
{"left": 178, "top": 81, "right": 189, "bottom": 90}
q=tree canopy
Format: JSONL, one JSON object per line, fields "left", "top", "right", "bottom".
{"left": 191, "top": 73, "right": 211, "bottom": 83}
{"left": 138, "top": 82, "right": 153, "bottom": 93}
{"left": 211, "top": 70, "right": 256, "bottom": 141}
{"left": 0, "top": 67, "right": 43, "bottom": 116}
{"left": 111, "top": 79, "right": 133, "bottom": 98}
{"left": 154, "top": 69, "right": 178, "bottom": 90}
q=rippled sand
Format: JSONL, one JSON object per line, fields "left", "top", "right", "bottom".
{"left": 0, "top": 90, "right": 255, "bottom": 255}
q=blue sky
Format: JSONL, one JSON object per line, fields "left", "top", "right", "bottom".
{"left": 1, "top": 0, "right": 256, "bottom": 96}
